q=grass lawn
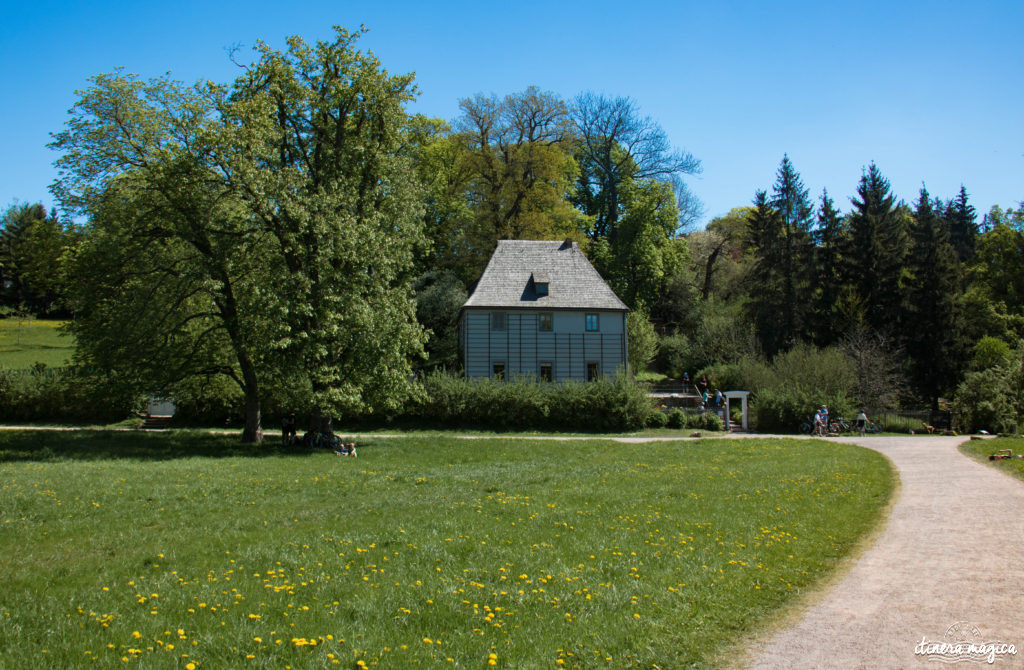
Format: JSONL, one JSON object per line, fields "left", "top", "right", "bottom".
{"left": 0, "top": 318, "right": 74, "bottom": 369}
{"left": 0, "top": 431, "right": 893, "bottom": 669}
{"left": 959, "top": 436, "right": 1024, "bottom": 483}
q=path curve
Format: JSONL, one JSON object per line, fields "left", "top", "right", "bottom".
{"left": 742, "top": 435, "right": 1024, "bottom": 669}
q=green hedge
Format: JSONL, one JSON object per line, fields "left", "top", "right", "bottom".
{"left": 410, "top": 371, "right": 653, "bottom": 432}
{"left": 0, "top": 366, "right": 139, "bottom": 424}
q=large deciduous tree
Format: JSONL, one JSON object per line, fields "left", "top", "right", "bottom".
{"left": 454, "top": 87, "right": 585, "bottom": 278}
{"left": 51, "top": 27, "right": 428, "bottom": 442}
{"left": 52, "top": 71, "right": 286, "bottom": 442}
{"left": 589, "top": 178, "right": 686, "bottom": 309}
{"left": 571, "top": 92, "right": 701, "bottom": 240}
{"left": 221, "top": 29, "right": 428, "bottom": 431}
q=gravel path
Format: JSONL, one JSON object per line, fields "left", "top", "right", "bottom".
{"left": 741, "top": 435, "right": 1024, "bottom": 669}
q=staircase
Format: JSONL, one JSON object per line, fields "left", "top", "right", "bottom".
{"left": 141, "top": 415, "right": 172, "bottom": 430}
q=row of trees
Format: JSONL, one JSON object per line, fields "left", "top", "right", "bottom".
{"left": 5, "top": 28, "right": 704, "bottom": 442}
{"left": 4, "top": 25, "right": 1021, "bottom": 436}
{"left": 0, "top": 203, "right": 77, "bottom": 316}
{"left": 687, "top": 157, "right": 1023, "bottom": 409}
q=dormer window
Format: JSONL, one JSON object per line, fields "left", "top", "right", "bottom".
{"left": 531, "top": 271, "right": 549, "bottom": 297}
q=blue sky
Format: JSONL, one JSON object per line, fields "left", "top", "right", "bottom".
{"left": 3, "top": 0, "right": 1021, "bottom": 226}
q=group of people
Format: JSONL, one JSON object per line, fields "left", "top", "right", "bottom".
{"left": 814, "top": 405, "right": 872, "bottom": 436}
{"left": 683, "top": 372, "right": 724, "bottom": 412}
{"left": 282, "top": 414, "right": 358, "bottom": 457}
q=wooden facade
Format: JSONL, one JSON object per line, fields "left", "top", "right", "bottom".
{"left": 460, "top": 309, "right": 627, "bottom": 381}
{"left": 460, "top": 240, "right": 630, "bottom": 381}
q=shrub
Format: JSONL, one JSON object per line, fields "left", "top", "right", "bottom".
{"left": 971, "top": 336, "right": 1012, "bottom": 371}
{"left": 753, "top": 386, "right": 853, "bottom": 434}
{"left": 953, "top": 366, "right": 1021, "bottom": 434}
{"left": 698, "top": 356, "right": 772, "bottom": 394}
{"left": 699, "top": 412, "right": 724, "bottom": 431}
{"left": 647, "top": 410, "right": 669, "bottom": 428}
{"left": 770, "top": 343, "right": 854, "bottom": 398}
{"left": 655, "top": 332, "right": 691, "bottom": 379}
{"left": 666, "top": 409, "right": 686, "bottom": 429}
{"left": 628, "top": 305, "right": 660, "bottom": 373}
{"left": 0, "top": 365, "right": 139, "bottom": 424}
{"left": 413, "top": 370, "right": 653, "bottom": 432}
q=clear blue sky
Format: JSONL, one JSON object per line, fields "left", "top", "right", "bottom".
{"left": 3, "top": 0, "right": 1021, "bottom": 226}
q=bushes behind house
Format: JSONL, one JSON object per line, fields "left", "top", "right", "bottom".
{"left": 410, "top": 370, "right": 653, "bottom": 432}
{"left": 753, "top": 386, "right": 853, "bottom": 434}
{"left": 696, "top": 343, "right": 858, "bottom": 433}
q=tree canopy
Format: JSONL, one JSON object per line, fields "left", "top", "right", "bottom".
{"left": 50, "top": 27, "right": 428, "bottom": 441}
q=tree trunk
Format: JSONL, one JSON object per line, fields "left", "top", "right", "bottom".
{"left": 242, "top": 388, "right": 262, "bottom": 443}
{"left": 308, "top": 410, "right": 333, "bottom": 435}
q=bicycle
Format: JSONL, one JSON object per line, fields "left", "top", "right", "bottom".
{"left": 799, "top": 415, "right": 816, "bottom": 434}
{"left": 830, "top": 417, "right": 850, "bottom": 434}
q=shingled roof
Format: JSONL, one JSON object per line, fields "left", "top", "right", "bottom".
{"left": 462, "top": 240, "right": 628, "bottom": 311}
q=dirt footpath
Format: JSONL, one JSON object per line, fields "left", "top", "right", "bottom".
{"left": 741, "top": 435, "right": 1024, "bottom": 669}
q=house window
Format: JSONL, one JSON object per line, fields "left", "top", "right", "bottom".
{"left": 587, "top": 361, "right": 600, "bottom": 381}
{"left": 493, "top": 362, "right": 506, "bottom": 380}
{"left": 538, "top": 312, "right": 553, "bottom": 331}
{"left": 491, "top": 312, "right": 506, "bottom": 330}
{"left": 585, "top": 313, "right": 599, "bottom": 331}
{"left": 539, "top": 362, "right": 553, "bottom": 382}
{"left": 535, "top": 282, "right": 548, "bottom": 296}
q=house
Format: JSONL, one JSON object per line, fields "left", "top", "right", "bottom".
{"left": 459, "top": 239, "right": 629, "bottom": 381}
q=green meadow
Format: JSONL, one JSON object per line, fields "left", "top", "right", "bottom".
{"left": 0, "top": 432, "right": 893, "bottom": 668}
{"left": 0, "top": 319, "right": 74, "bottom": 369}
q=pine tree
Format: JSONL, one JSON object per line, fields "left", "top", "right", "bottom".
{"left": 746, "top": 190, "right": 787, "bottom": 356}
{"left": 906, "top": 187, "right": 964, "bottom": 405}
{"left": 944, "top": 185, "right": 978, "bottom": 263}
{"left": 770, "top": 155, "right": 816, "bottom": 344}
{"left": 745, "top": 156, "right": 816, "bottom": 356}
{"left": 846, "top": 163, "right": 908, "bottom": 335}
{"left": 811, "top": 189, "right": 846, "bottom": 345}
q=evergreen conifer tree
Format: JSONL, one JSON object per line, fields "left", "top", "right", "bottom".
{"left": 944, "top": 185, "right": 978, "bottom": 263}
{"left": 746, "top": 190, "right": 787, "bottom": 356}
{"left": 745, "top": 156, "right": 816, "bottom": 357}
{"left": 769, "top": 154, "right": 816, "bottom": 346}
{"left": 906, "top": 187, "right": 965, "bottom": 405}
{"left": 811, "top": 189, "right": 846, "bottom": 345}
{"left": 846, "top": 163, "right": 908, "bottom": 335}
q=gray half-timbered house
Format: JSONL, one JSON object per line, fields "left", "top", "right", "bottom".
{"left": 459, "top": 239, "right": 629, "bottom": 381}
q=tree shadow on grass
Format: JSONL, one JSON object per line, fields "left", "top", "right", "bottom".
{"left": 0, "top": 430, "right": 353, "bottom": 463}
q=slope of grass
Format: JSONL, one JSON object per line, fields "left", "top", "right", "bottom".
{"left": 959, "top": 436, "right": 1024, "bottom": 483}
{"left": 0, "top": 431, "right": 893, "bottom": 668}
{"left": 0, "top": 319, "right": 74, "bottom": 369}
